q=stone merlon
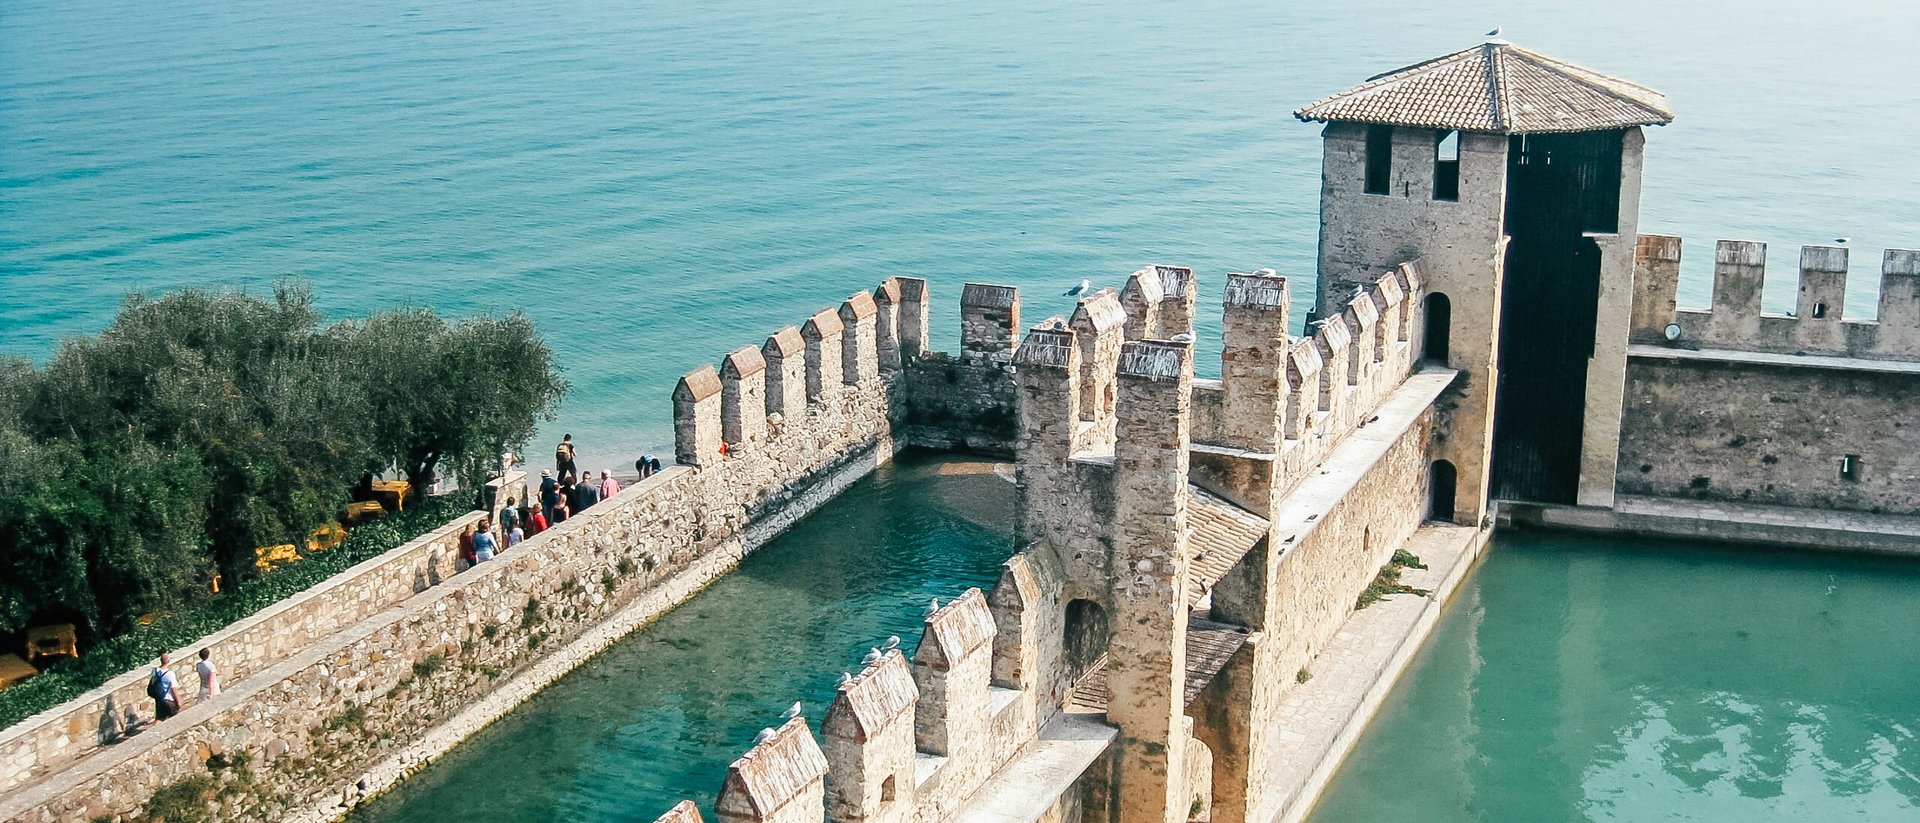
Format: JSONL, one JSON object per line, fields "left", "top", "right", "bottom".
{"left": 716, "top": 717, "right": 830, "bottom": 822}
{"left": 1117, "top": 339, "right": 1191, "bottom": 382}
{"left": 916, "top": 588, "right": 996, "bottom": 671}
{"left": 1224, "top": 270, "right": 1289, "bottom": 310}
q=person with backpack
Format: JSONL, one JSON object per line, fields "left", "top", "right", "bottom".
{"left": 555, "top": 434, "right": 577, "bottom": 477}
{"left": 148, "top": 654, "right": 183, "bottom": 721}
{"left": 499, "top": 496, "right": 520, "bottom": 536}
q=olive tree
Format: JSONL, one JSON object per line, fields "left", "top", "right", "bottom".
{"left": 329, "top": 308, "right": 566, "bottom": 503}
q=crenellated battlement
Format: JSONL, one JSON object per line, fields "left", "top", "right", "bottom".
{"left": 674, "top": 278, "right": 934, "bottom": 465}
{"left": 647, "top": 583, "right": 1062, "bottom": 823}
{"left": 642, "top": 255, "right": 1464, "bottom": 823}
{"left": 1630, "top": 235, "right": 1920, "bottom": 360}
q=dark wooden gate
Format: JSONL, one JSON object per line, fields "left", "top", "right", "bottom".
{"left": 1490, "top": 130, "right": 1623, "bottom": 504}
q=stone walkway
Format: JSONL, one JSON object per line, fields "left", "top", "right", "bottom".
{"left": 1258, "top": 522, "right": 1489, "bottom": 823}
{"left": 1512, "top": 495, "right": 1920, "bottom": 556}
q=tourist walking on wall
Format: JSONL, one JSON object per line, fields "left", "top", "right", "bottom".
{"left": 148, "top": 654, "right": 182, "bottom": 721}
{"left": 539, "top": 469, "right": 559, "bottom": 515}
{"left": 528, "top": 503, "right": 549, "bottom": 535}
{"left": 500, "top": 496, "right": 520, "bottom": 536}
{"left": 459, "top": 523, "right": 477, "bottom": 567}
{"left": 550, "top": 494, "right": 570, "bottom": 524}
{"left": 599, "top": 470, "right": 619, "bottom": 500}
{"left": 555, "top": 434, "right": 577, "bottom": 477}
{"left": 506, "top": 521, "right": 524, "bottom": 548}
{"left": 472, "top": 518, "right": 498, "bottom": 563}
{"left": 196, "top": 648, "right": 218, "bottom": 701}
{"left": 576, "top": 471, "right": 601, "bottom": 511}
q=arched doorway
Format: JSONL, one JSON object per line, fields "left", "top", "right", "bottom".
{"left": 1423, "top": 293, "right": 1451, "bottom": 364}
{"left": 1062, "top": 598, "right": 1110, "bottom": 684}
{"left": 1429, "top": 460, "right": 1457, "bottom": 522}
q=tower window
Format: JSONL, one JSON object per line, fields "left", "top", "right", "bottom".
{"left": 1364, "top": 125, "right": 1392, "bottom": 195}
{"left": 1841, "top": 454, "right": 1861, "bottom": 482}
{"left": 1433, "top": 130, "right": 1460, "bottom": 201}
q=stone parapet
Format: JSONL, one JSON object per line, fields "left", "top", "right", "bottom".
{"left": 0, "top": 509, "right": 479, "bottom": 794}
{"left": 1634, "top": 236, "right": 1920, "bottom": 360}
{"left": 12, "top": 286, "right": 910, "bottom": 821}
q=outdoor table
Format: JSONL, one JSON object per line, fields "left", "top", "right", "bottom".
{"left": 25, "top": 624, "right": 77, "bottom": 663}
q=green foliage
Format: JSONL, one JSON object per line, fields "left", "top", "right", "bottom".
{"left": 140, "top": 774, "right": 218, "bottom": 823}
{"left": 328, "top": 308, "right": 566, "bottom": 503}
{"left": 411, "top": 652, "right": 444, "bottom": 680}
{"left": 0, "top": 496, "right": 464, "bottom": 729}
{"left": 1356, "top": 552, "right": 1433, "bottom": 610}
{"left": 1296, "top": 667, "right": 1312, "bottom": 684}
{"left": 323, "top": 704, "right": 369, "bottom": 732}
{"left": 0, "top": 279, "right": 563, "bottom": 643}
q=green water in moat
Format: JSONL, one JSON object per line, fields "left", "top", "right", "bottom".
{"left": 353, "top": 452, "right": 1014, "bottom": 822}
{"left": 1310, "top": 532, "right": 1920, "bottom": 823}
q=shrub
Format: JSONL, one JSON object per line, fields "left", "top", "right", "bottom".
{"left": 0, "top": 496, "right": 466, "bottom": 729}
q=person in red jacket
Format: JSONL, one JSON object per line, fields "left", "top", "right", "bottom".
{"left": 527, "top": 503, "right": 550, "bottom": 536}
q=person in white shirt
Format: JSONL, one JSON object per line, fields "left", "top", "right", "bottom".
{"left": 196, "top": 648, "right": 219, "bottom": 700}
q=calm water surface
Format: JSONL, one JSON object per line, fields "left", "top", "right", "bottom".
{"left": 1311, "top": 532, "right": 1920, "bottom": 823}
{"left": 3, "top": 0, "right": 1917, "bottom": 460}
{"left": 353, "top": 452, "right": 1015, "bottom": 821}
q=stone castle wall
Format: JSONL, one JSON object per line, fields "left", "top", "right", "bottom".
{"left": 1619, "top": 235, "right": 1920, "bottom": 515}
{"left": 0, "top": 504, "right": 488, "bottom": 794}
{"left": 636, "top": 260, "right": 1466, "bottom": 823}
{"left": 1, "top": 277, "right": 924, "bottom": 823}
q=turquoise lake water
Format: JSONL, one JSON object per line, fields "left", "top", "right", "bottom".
{"left": 3, "top": 0, "right": 1917, "bottom": 462}
{"left": 1311, "top": 532, "right": 1920, "bottom": 823}
{"left": 353, "top": 453, "right": 1015, "bottom": 821}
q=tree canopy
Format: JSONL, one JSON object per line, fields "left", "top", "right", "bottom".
{"left": 0, "top": 283, "right": 566, "bottom": 637}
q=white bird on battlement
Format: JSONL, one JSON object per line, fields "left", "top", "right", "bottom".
{"left": 881, "top": 635, "right": 901, "bottom": 651}
{"left": 1170, "top": 332, "right": 1194, "bottom": 344}
{"left": 862, "top": 647, "right": 883, "bottom": 665}
{"left": 754, "top": 727, "right": 778, "bottom": 744}
{"left": 1064, "top": 279, "right": 1092, "bottom": 297}
{"left": 925, "top": 597, "right": 941, "bottom": 616}
{"left": 837, "top": 671, "right": 854, "bottom": 687}
{"left": 780, "top": 701, "right": 803, "bottom": 721}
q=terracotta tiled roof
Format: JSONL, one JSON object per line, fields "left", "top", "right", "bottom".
{"left": 1294, "top": 41, "right": 1673, "bottom": 134}
{"left": 1187, "top": 487, "right": 1268, "bottom": 606}
{"left": 1064, "top": 614, "right": 1250, "bottom": 712}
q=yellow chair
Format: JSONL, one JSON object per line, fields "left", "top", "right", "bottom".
{"left": 0, "top": 655, "right": 36, "bottom": 690}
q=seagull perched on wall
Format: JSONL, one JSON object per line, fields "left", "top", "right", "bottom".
{"left": 881, "top": 635, "right": 901, "bottom": 651}
{"left": 1064, "top": 279, "right": 1092, "bottom": 297}
{"left": 1170, "top": 332, "right": 1194, "bottom": 344}
{"left": 753, "top": 727, "right": 778, "bottom": 745}
{"left": 925, "top": 597, "right": 941, "bottom": 616}
{"left": 1485, "top": 26, "right": 1502, "bottom": 38}
{"left": 837, "top": 671, "right": 854, "bottom": 687}
{"left": 780, "top": 701, "right": 803, "bottom": 721}
{"left": 1836, "top": 237, "right": 1851, "bottom": 244}
{"left": 862, "top": 647, "right": 883, "bottom": 665}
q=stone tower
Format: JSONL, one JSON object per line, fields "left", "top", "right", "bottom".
{"left": 1297, "top": 39, "right": 1673, "bottom": 518}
